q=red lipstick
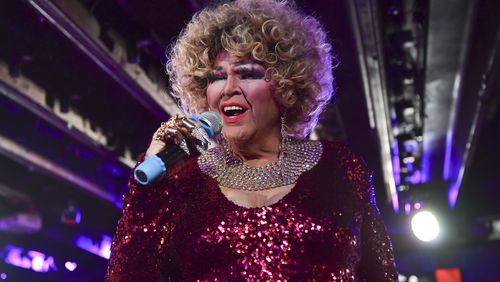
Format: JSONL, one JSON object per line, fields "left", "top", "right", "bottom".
{"left": 220, "top": 102, "right": 249, "bottom": 124}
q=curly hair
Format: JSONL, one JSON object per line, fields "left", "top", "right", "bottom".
{"left": 166, "top": 0, "right": 335, "bottom": 138}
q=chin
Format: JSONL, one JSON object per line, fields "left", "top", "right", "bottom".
{"left": 222, "top": 127, "right": 254, "bottom": 145}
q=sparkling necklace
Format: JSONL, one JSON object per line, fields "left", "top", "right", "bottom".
{"left": 198, "top": 138, "right": 323, "bottom": 191}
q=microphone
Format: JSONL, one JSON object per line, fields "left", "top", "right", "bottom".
{"left": 134, "top": 111, "right": 222, "bottom": 185}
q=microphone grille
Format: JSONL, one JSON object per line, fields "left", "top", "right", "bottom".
{"left": 198, "top": 111, "right": 223, "bottom": 135}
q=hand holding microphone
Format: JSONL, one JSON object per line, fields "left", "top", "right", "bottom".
{"left": 135, "top": 111, "right": 222, "bottom": 185}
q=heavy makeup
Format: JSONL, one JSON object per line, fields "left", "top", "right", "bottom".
{"left": 206, "top": 50, "right": 282, "bottom": 166}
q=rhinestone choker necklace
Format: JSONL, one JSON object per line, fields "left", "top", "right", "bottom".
{"left": 198, "top": 139, "right": 323, "bottom": 191}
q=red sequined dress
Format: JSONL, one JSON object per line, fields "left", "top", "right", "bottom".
{"left": 106, "top": 141, "right": 398, "bottom": 281}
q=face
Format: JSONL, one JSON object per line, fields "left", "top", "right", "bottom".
{"left": 206, "top": 50, "right": 281, "bottom": 145}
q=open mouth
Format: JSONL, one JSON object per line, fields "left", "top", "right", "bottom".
{"left": 221, "top": 104, "right": 248, "bottom": 118}
{"left": 223, "top": 105, "right": 247, "bottom": 117}
{"left": 219, "top": 103, "right": 249, "bottom": 123}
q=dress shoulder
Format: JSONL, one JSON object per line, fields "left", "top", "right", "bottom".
{"left": 319, "top": 141, "right": 373, "bottom": 202}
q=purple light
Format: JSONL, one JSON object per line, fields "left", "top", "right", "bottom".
{"left": 414, "top": 202, "right": 422, "bottom": 209}
{"left": 65, "top": 261, "right": 77, "bottom": 272}
{"left": 404, "top": 202, "right": 411, "bottom": 215}
{"left": 448, "top": 163, "right": 466, "bottom": 208}
{"left": 406, "top": 162, "right": 414, "bottom": 172}
{"left": 391, "top": 141, "right": 401, "bottom": 213}
{"left": 5, "top": 246, "right": 31, "bottom": 270}
{"left": 75, "top": 234, "right": 112, "bottom": 259}
{"left": 421, "top": 151, "right": 430, "bottom": 183}
{"left": 102, "top": 238, "right": 111, "bottom": 259}
{"left": 392, "top": 155, "right": 401, "bottom": 185}
{"left": 392, "top": 193, "right": 400, "bottom": 213}
{"left": 75, "top": 209, "right": 82, "bottom": 224}
{"left": 0, "top": 273, "right": 6, "bottom": 280}
{"left": 29, "top": 252, "right": 45, "bottom": 272}
{"left": 443, "top": 130, "right": 454, "bottom": 181}
{"left": 406, "top": 170, "right": 423, "bottom": 184}
{"left": 448, "top": 180, "right": 460, "bottom": 209}
{"left": 3, "top": 246, "right": 57, "bottom": 272}
{"left": 403, "top": 139, "right": 418, "bottom": 154}
{"left": 111, "top": 166, "right": 121, "bottom": 177}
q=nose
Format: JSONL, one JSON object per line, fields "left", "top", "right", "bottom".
{"left": 221, "top": 75, "right": 241, "bottom": 97}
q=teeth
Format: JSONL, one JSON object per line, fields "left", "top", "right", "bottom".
{"left": 223, "top": 106, "right": 244, "bottom": 111}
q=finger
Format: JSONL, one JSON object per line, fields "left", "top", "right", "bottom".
{"left": 165, "top": 127, "right": 186, "bottom": 145}
{"left": 146, "top": 139, "right": 166, "bottom": 156}
{"left": 152, "top": 116, "right": 194, "bottom": 144}
{"left": 152, "top": 122, "right": 169, "bottom": 142}
{"left": 178, "top": 118, "right": 197, "bottom": 131}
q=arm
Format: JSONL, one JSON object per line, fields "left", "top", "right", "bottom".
{"left": 334, "top": 142, "right": 397, "bottom": 281}
{"left": 358, "top": 182, "right": 398, "bottom": 282}
{"left": 106, "top": 118, "right": 202, "bottom": 281}
{"left": 105, "top": 154, "right": 178, "bottom": 281}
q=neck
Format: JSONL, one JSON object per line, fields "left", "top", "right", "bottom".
{"left": 228, "top": 130, "right": 282, "bottom": 167}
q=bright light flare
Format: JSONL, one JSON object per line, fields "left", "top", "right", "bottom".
{"left": 31, "top": 256, "right": 44, "bottom": 272}
{"left": 409, "top": 275, "right": 419, "bottom": 282}
{"left": 65, "top": 261, "right": 77, "bottom": 271}
{"left": 411, "top": 210, "right": 440, "bottom": 242}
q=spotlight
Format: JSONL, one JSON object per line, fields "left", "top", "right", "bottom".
{"left": 411, "top": 210, "right": 440, "bottom": 242}
{"left": 408, "top": 275, "right": 418, "bottom": 282}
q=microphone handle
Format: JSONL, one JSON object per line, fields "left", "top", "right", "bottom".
{"left": 157, "top": 142, "right": 187, "bottom": 169}
{"left": 134, "top": 141, "right": 191, "bottom": 185}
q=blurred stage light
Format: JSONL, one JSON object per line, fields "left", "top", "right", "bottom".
{"left": 489, "top": 219, "right": 500, "bottom": 240}
{"left": 0, "top": 273, "right": 6, "bottom": 280}
{"left": 411, "top": 210, "right": 440, "bottom": 242}
{"left": 405, "top": 202, "right": 412, "bottom": 215}
{"left": 31, "top": 253, "right": 45, "bottom": 272}
{"left": 64, "top": 261, "right": 77, "bottom": 271}
{"left": 61, "top": 202, "right": 82, "bottom": 225}
{"left": 3, "top": 245, "right": 57, "bottom": 272}
{"left": 0, "top": 212, "right": 42, "bottom": 234}
{"left": 408, "top": 275, "right": 418, "bottom": 282}
{"left": 75, "top": 234, "right": 112, "bottom": 259}
{"left": 435, "top": 268, "right": 462, "bottom": 282}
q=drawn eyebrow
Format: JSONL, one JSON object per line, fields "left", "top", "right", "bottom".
{"left": 234, "top": 60, "right": 256, "bottom": 67}
{"left": 212, "top": 60, "right": 261, "bottom": 71}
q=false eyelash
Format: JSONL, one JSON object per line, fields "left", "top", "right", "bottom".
{"left": 207, "top": 73, "right": 226, "bottom": 82}
{"left": 239, "top": 72, "right": 265, "bottom": 80}
{"left": 235, "top": 67, "right": 265, "bottom": 80}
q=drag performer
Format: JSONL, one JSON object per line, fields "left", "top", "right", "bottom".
{"left": 106, "top": 0, "right": 398, "bottom": 280}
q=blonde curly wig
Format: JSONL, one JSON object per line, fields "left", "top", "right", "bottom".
{"left": 166, "top": 0, "right": 335, "bottom": 138}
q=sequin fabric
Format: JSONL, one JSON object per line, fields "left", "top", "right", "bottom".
{"left": 198, "top": 139, "right": 323, "bottom": 190}
{"left": 106, "top": 141, "right": 398, "bottom": 281}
